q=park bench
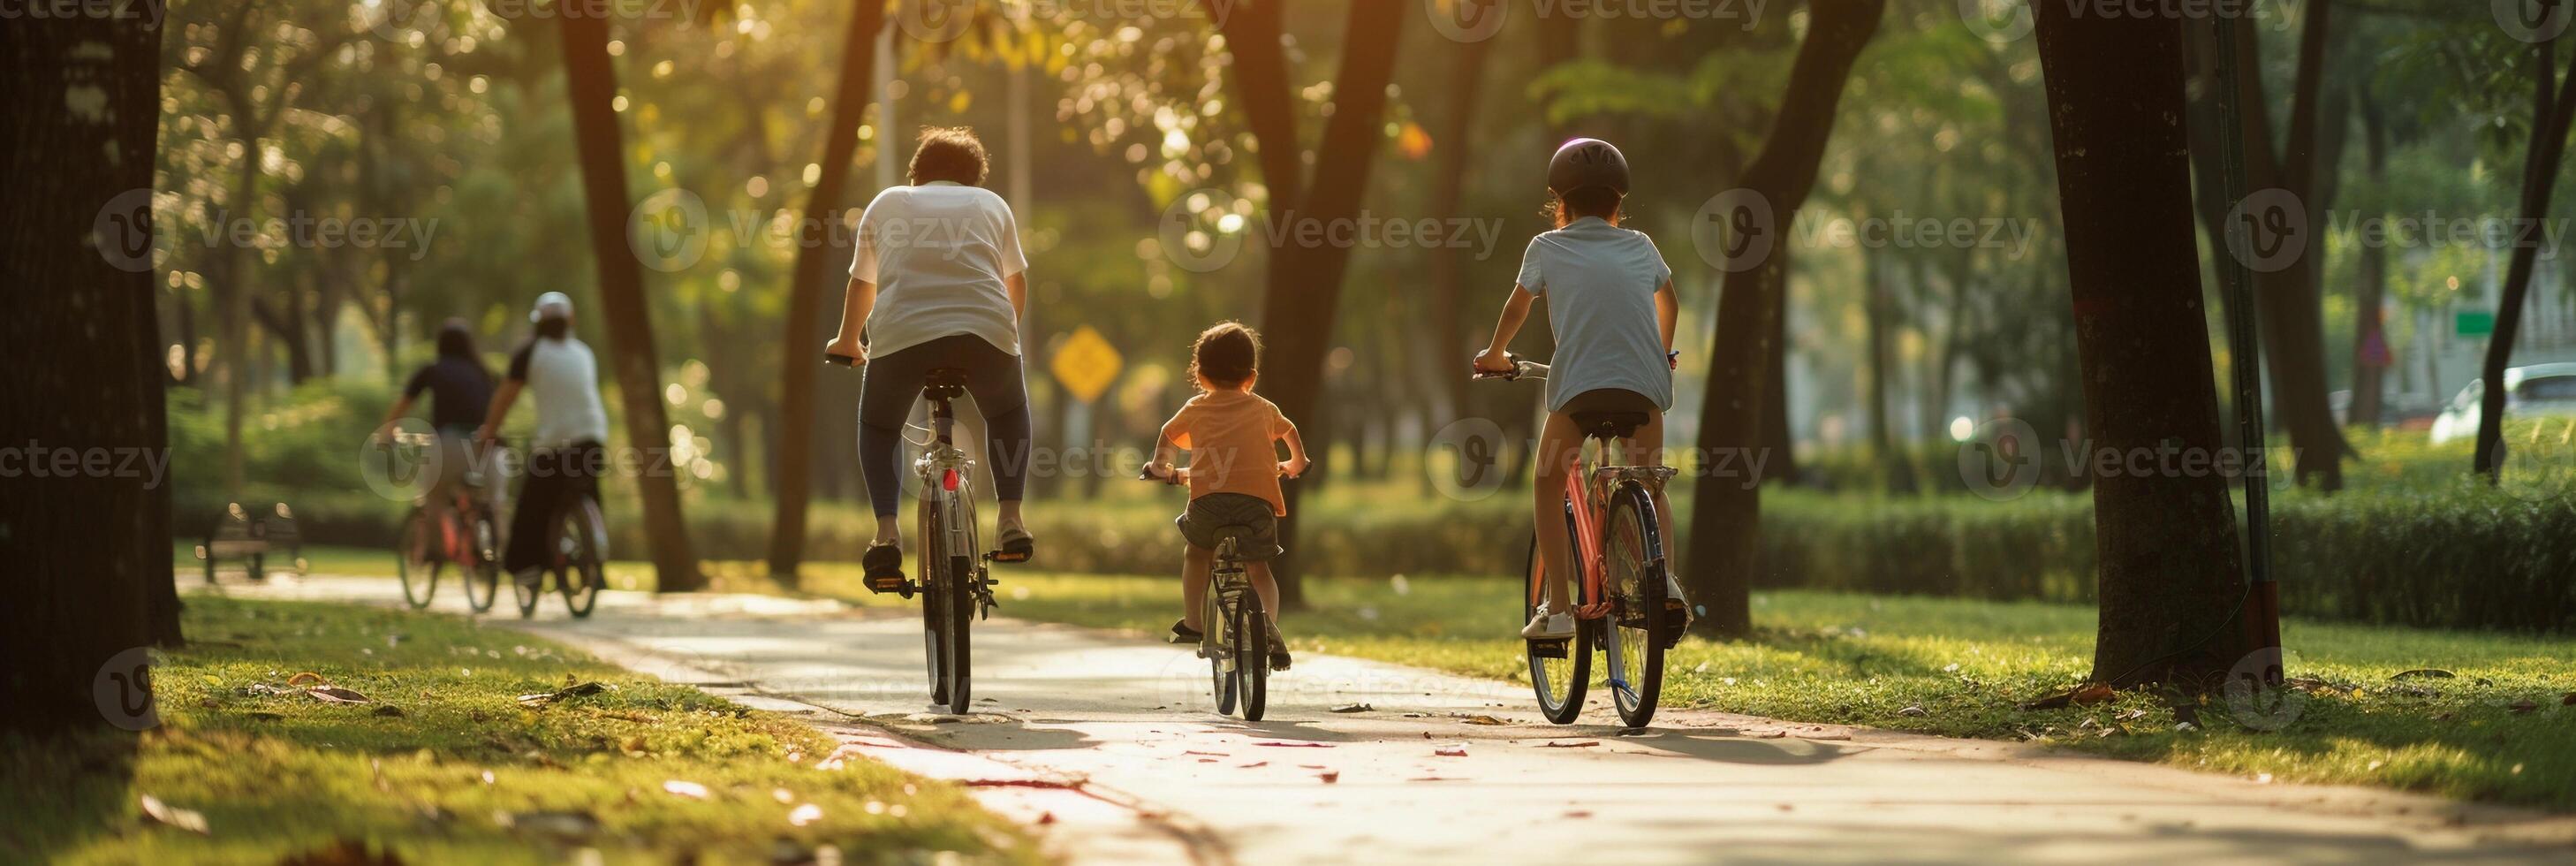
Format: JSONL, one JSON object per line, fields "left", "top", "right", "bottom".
{"left": 194, "top": 502, "right": 305, "bottom": 583}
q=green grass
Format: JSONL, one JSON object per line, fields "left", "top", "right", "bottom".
{"left": 0, "top": 596, "right": 1037, "bottom": 864}
{"left": 852, "top": 569, "right": 2575, "bottom": 810}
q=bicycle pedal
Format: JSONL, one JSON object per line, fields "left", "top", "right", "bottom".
{"left": 985, "top": 551, "right": 1030, "bottom": 564}
{"left": 864, "top": 574, "right": 917, "bottom": 596}
{"left": 1527, "top": 638, "right": 1569, "bottom": 659}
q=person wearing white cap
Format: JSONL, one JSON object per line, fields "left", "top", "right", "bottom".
{"left": 478, "top": 291, "right": 613, "bottom": 588}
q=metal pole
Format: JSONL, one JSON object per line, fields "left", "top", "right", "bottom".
{"left": 2207, "top": 11, "right": 2283, "bottom": 672}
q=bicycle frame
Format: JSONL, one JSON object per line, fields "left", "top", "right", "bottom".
{"left": 913, "top": 388, "right": 990, "bottom": 614}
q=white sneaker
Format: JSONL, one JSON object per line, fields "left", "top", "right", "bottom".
{"left": 1521, "top": 607, "right": 1576, "bottom": 640}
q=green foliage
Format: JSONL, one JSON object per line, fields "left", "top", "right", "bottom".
{"left": 0, "top": 598, "right": 1034, "bottom": 863}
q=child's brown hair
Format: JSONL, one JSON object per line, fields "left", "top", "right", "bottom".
{"left": 1189, "top": 322, "right": 1261, "bottom": 391}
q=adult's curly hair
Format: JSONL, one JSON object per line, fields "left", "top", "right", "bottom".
{"left": 907, "top": 125, "right": 989, "bottom": 186}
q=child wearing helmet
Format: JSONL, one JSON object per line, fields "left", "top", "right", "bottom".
{"left": 1472, "top": 138, "right": 1685, "bottom": 640}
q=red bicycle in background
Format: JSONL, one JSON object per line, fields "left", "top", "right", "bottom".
{"left": 1476, "top": 354, "right": 1687, "bottom": 727}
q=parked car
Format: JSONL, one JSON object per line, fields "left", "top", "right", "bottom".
{"left": 2428, "top": 362, "right": 2576, "bottom": 444}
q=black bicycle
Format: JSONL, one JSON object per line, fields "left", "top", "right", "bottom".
{"left": 509, "top": 458, "right": 606, "bottom": 620}
{"left": 1139, "top": 463, "right": 1299, "bottom": 721}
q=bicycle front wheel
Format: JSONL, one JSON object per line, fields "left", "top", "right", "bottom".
{"left": 1205, "top": 584, "right": 1236, "bottom": 715}
{"left": 464, "top": 511, "right": 501, "bottom": 613}
{"left": 919, "top": 498, "right": 949, "bottom": 706}
{"left": 1234, "top": 584, "right": 1269, "bottom": 722}
{"left": 1601, "top": 483, "right": 1667, "bottom": 729}
{"left": 558, "top": 497, "right": 605, "bottom": 619}
{"left": 397, "top": 511, "right": 441, "bottom": 611}
{"left": 1525, "top": 503, "right": 1588, "bottom": 725}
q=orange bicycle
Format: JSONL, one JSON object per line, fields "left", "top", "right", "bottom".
{"left": 1476, "top": 354, "right": 1686, "bottom": 726}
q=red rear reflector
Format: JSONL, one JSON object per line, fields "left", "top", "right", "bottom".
{"left": 943, "top": 468, "right": 960, "bottom": 491}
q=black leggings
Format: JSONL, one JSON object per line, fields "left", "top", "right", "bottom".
{"left": 505, "top": 440, "right": 603, "bottom": 574}
{"left": 858, "top": 334, "right": 1033, "bottom": 518}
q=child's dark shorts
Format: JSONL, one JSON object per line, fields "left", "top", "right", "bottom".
{"left": 1175, "top": 493, "right": 1283, "bottom": 560}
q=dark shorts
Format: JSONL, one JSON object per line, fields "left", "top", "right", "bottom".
{"left": 1176, "top": 493, "right": 1281, "bottom": 560}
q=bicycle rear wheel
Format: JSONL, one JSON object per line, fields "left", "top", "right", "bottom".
{"left": 397, "top": 511, "right": 441, "bottom": 611}
{"left": 558, "top": 497, "right": 605, "bottom": 619}
{"left": 1525, "top": 504, "right": 1589, "bottom": 725}
{"left": 1601, "top": 483, "right": 1667, "bottom": 729}
{"left": 1235, "top": 585, "right": 1269, "bottom": 722}
{"left": 464, "top": 510, "right": 501, "bottom": 613}
{"left": 1205, "top": 583, "right": 1236, "bottom": 715}
{"left": 920, "top": 501, "right": 949, "bottom": 707}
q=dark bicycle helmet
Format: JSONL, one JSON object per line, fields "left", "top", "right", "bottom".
{"left": 1547, "top": 137, "right": 1631, "bottom": 196}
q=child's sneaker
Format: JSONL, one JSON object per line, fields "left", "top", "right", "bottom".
{"left": 1520, "top": 606, "right": 1575, "bottom": 639}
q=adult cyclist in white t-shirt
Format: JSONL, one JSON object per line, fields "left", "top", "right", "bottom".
{"left": 477, "top": 292, "right": 612, "bottom": 590}
{"left": 824, "top": 126, "right": 1036, "bottom": 589}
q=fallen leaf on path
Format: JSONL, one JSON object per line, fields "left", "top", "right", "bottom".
{"left": 1297, "top": 763, "right": 1326, "bottom": 769}
{"left": 663, "top": 780, "right": 710, "bottom": 800}
{"left": 1406, "top": 776, "right": 1464, "bottom": 782}
{"left": 1540, "top": 741, "right": 1599, "bottom": 748}
{"left": 1253, "top": 741, "right": 1332, "bottom": 748}
{"left": 787, "top": 803, "right": 823, "bottom": 827}
{"left": 2509, "top": 700, "right": 2539, "bottom": 715}
{"left": 1434, "top": 743, "right": 1468, "bottom": 756}
{"left": 1329, "top": 703, "right": 1373, "bottom": 713}
{"left": 1565, "top": 810, "right": 1593, "bottom": 818}
{"left": 1182, "top": 749, "right": 1228, "bottom": 756}
{"left": 1455, "top": 714, "right": 1507, "bottom": 725}
{"left": 285, "top": 672, "right": 330, "bottom": 687}
{"left": 516, "top": 681, "right": 605, "bottom": 707}
{"left": 1037, "top": 811, "right": 1057, "bottom": 825}
{"left": 2390, "top": 669, "right": 2456, "bottom": 680}
{"left": 1316, "top": 771, "right": 1339, "bottom": 784}
{"left": 1238, "top": 761, "right": 1268, "bottom": 768}
{"left": 2116, "top": 708, "right": 2150, "bottom": 722}
{"left": 140, "top": 794, "right": 209, "bottom": 835}
{"left": 2072, "top": 684, "right": 2116, "bottom": 705}
{"left": 304, "top": 686, "right": 371, "bottom": 705}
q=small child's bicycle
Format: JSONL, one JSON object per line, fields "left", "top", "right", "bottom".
{"left": 1137, "top": 464, "right": 1297, "bottom": 722}
{"left": 1476, "top": 353, "right": 1687, "bottom": 727}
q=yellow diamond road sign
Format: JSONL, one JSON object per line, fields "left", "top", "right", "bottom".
{"left": 1050, "top": 325, "right": 1122, "bottom": 404}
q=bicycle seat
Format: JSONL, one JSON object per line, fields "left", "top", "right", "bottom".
{"left": 923, "top": 368, "right": 970, "bottom": 402}
{"left": 1208, "top": 524, "right": 1262, "bottom": 543}
{"left": 1571, "top": 411, "right": 1649, "bottom": 440}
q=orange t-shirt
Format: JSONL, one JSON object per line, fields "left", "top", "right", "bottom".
{"left": 1165, "top": 389, "right": 1295, "bottom": 515}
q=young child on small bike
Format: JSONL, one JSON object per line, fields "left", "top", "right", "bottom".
{"left": 1472, "top": 138, "right": 1684, "bottom": 641}
{"left": 1143, "top": 323, "right": 1311, "bottom": 671}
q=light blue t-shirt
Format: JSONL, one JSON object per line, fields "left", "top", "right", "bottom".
{"left": 1514, "top": 216, "right": 1674, "bottom": 413}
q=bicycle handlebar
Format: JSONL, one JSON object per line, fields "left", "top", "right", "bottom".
{"left": 1472, "top": 352, "right": 1549, "bottom": 381}
{"left": 1136, "top": 460, "right": 1312, "bottom": 486}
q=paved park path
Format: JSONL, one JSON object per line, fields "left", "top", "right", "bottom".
{"left": 201, "top": 575, "right": 2576, "bottom": 864}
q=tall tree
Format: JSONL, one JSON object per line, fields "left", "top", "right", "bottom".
{"left": 559, "top": 7, "right": 705, "bottom": 591}
{"left": 2, "top": 0, "right": 177, "bottom": 731}
{"left": 1427, "top": 18, "right": 1496, "bottom": 429}
{"left": 1686, "top": 0, "right": 1885, "bottom": 637}
{"left": 765, "top": 0, "right": 890, "bottom": 583}
{"left": 2476, "top": 4, "right": 2576, "bottom": 481}
{"left": 2348, "top": 82, "right": 2391, "bottom": 428}
{"left": 1218, "top": 0, "right": 1408, "bottom": 608}
{"left": 2034, "top": 5, "right": 2253, "bottom": 685}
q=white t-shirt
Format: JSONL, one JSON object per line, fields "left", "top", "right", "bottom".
{"left": 1514, "top": 216, "right": 1675, "bottom": 413}
{"left": 507, "top": 336, "right": 611, "bottom": 449}
{"left": 848, "top": 181, "right": 1029, "bottom": 357}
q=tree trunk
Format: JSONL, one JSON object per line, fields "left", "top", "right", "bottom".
{"left": 1428, "top": 32, "right": 1494, "bottom": 429}
{"left": 2348, "top": 83, "right": 2390, "bottom": 428}
{"left": 765, "top": 0, "right": 886, "bottom": 583}
{"left": 2228, "top": 5, "right": 2348, "bottom": 490}
{"left": 1219, "top": 0, "right": 1408, "bottom": 609}
{"left": 0, "top": 1, "right": 175, "bottom": 733}
{"left": 2034, "top": 5, "right": 2250, "bottom": 686}
{"left": 1761, "top": 277, "right": 1797, "bottom": 485}
{"left": 1686, "top": 0, "right": 1884, "bottom": 637}
{"left": 1864, "top": 247, "right": 1913, "bottom": 492}
{"left": 558, "top": 8, "right": 703, "bottom": 591}
{"left": 2476, "top": 32, "right": 2576, "bottom": 480}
